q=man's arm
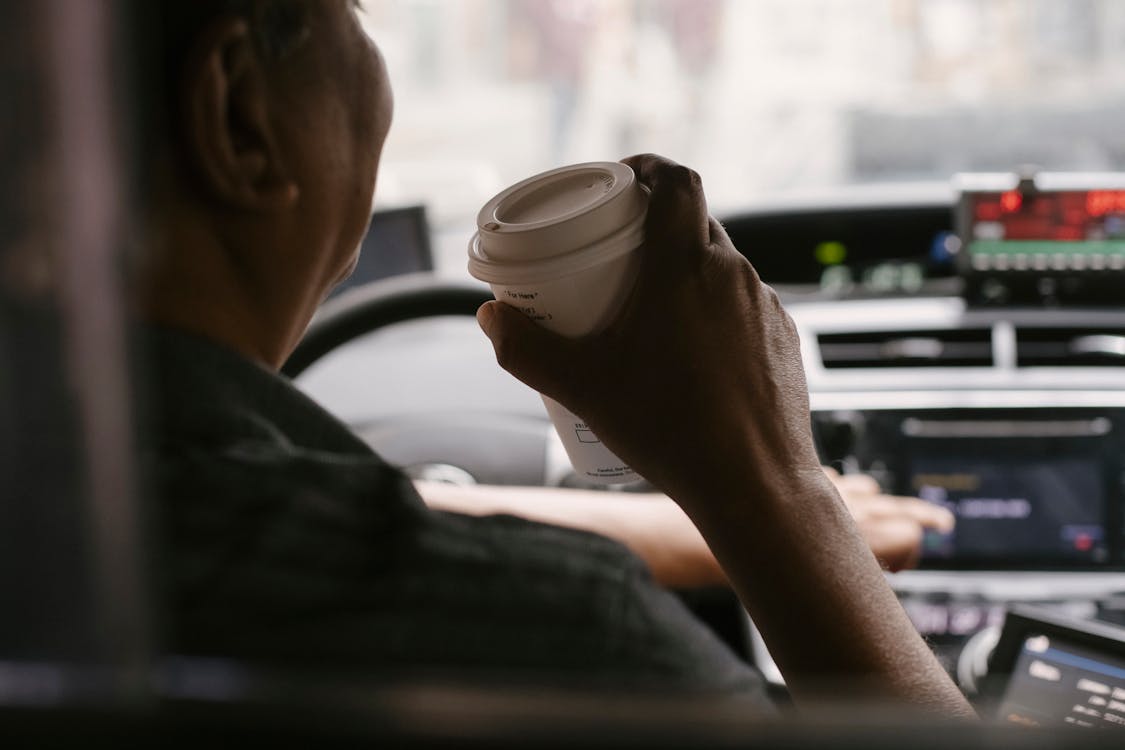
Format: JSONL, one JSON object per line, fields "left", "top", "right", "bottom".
{"left": 474, "top": 154, "right": 973, "bottom": 716}
{"left": 415, "top": 470, "right": 953, "bottom": 588}
{"left": 824, "top": 467, "right": 954, "bottom": 572}
{"left": 415, "top": 480, "right": 724, "bottom": 589}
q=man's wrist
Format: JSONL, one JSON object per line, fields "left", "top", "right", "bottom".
{"left": 667, "top": 451, "right": 834, "bottom": 527}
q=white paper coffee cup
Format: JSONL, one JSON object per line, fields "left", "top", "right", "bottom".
{"left": 468, "top": 162, "right": 648, "bottom": 484}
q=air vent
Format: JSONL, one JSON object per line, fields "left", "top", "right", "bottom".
{"left": 818, "top": 328, "right": 993, "bottom": 369}
{"left": 1017, "top": 328, "right": 1125, "bottom": 367}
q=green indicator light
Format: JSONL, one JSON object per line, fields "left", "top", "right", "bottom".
{"left": 971, "top": 239, "right": 1125, "bottom": 256}
{"left": 815, "top": 241, "right": 847, "bottom": 266}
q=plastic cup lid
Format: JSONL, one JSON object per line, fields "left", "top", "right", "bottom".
{"left": 475, "top": 162, "right": 647, "bottom": 262}
{"left": 468, "top": 206, "right": 646, "bottom": 285}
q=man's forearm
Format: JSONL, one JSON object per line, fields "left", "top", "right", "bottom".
{"left": 414, "top": 480, "right": 724, "bottom": 589}
{"left": 677, "top": 466, "right": 974, "bottom": 716}
{"left": 478, "top": 154, "right": 973, "bottom": 716}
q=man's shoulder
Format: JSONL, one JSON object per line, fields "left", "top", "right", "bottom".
{"left": 412, "top": 510, "right": 767, "bottom": 696}
{"left": 139, "top": 323, "right": 372, "bottom": 453}
{"left": 139, "top": 327, "right": 766, "bottom": 701}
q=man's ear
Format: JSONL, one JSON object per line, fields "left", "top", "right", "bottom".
{"left": 180, "top": 18, "right": 299, "bottom": 210}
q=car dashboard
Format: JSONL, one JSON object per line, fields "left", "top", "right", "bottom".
{"left": 748, "top": 293, "right": 1125, "bottom": 691}
{"left": 298, "top": 174, "right": 1125, "bottom": 702}
{"left": 723, "top": 175, "right": 1125, "bottom": 694}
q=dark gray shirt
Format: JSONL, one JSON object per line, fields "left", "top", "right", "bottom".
{"left": 141, "top": 326, "right": 767, "bottom": 700}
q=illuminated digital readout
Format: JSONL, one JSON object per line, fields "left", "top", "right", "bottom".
{"left": 911, "top": 456, "right": 1107, "bottom": 563}
{"left": 998, "top": 634, "right": 1125, "bottom": 729}
{"left": 968, "top": 190, "right": 1125, "bottom": 271}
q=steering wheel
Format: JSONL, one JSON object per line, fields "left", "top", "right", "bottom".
{"left": 282, "top": 272, "right": 494, "bottom": 379}
{"left": 283, "top": 273, "right": 593, "bottom": 487}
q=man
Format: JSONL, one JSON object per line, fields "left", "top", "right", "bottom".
{"left": 136, "top": 0, "right": 971, "bottom": 715}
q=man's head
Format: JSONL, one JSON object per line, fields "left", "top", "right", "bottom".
{"left": 136, "top": 0, "right": 392, "bottom": 368}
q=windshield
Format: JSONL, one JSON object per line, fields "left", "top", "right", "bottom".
{"left": 358, "top": 0, "right": 1125, "bottom": 272}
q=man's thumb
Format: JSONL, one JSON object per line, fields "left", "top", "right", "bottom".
{"left": 477, "top": 301, "right": 582, "bottom": 403}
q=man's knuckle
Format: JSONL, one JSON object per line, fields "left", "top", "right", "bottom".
{"left": 855, "top": 476, "right": 880, "bottom": 494}
{"left": 666, "top": 164, "right": 700, "bottom": 189}
{"left": 685, "top": 167, "right": 703, "bottom": 190}
{"left": 906, "top": 523, "right": 924, "bottom": 546}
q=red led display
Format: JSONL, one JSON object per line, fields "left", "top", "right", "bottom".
{"left": 1085, "top": 190, "right": 1125, "bottom": 217}
{"left": 975, "top": 202, "right": 1002, "bottom": 221}
{"left": 972, "top": 189, "right": 1125, "bottom": 242}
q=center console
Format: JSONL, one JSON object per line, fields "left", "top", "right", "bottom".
{"left": 816, "top": 407, "right": 1124, "bottom": 570}
{"left": 811, "top": 406, "right": 1125, "bottom": 681}
{"left": 737, "top": 172, "right": 1125, "bottom": 697}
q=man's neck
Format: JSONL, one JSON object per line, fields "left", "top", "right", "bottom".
{"left": 138, "top": 211, "right": 314, "bottom": 371}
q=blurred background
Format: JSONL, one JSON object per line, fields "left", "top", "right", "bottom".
{"left": 357, "top": 0, "right": 1125, "bottom": 272}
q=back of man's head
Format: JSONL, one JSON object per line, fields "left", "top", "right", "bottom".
{"left": 124, "top": 0, "right": 392, "bottom": 368}
{"left": 129, "top": 0, "right": 310, "bottom": 171}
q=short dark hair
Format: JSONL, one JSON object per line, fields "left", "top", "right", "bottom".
{"left": 126, "top": 0, "right": 310, "bottom": 161}
{"left": 164, "top": 0, "right": 311, "bottom": 64}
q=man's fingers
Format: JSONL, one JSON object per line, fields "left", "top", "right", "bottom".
{"left": 865, "top": 518, "right": 925, "bottom": 573}
{"left": 477, "top": 301, "right": 582, "bottom": 404}
{"left": 828, "top": 470, "right": 956, "bottom": 534}
{"left": 858, "top": 495, "right": 956, "bottom": 533}
{"left": 897, "top": 498, "right": 956, "bottom": 533}
{"left": 621, "top": 153, "right": 710, "bottom": 253}
{"left": 708, "top": 216, "right": 734, "bottom": 247}
{"left": 832, "top": 472, "right": 883, "bottom": 497}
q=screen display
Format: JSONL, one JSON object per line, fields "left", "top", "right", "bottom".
{"left": 965, "top": 190, "right": 1125, "bottom": 272}
{"left": 911, "top": 456, "right": 1107, "bottom": 563}
{"left": 997, "top": 633, "right": 1125, "bottom": 728}
{"left": 327, "top": 206, "right": 432, "bottom": 299}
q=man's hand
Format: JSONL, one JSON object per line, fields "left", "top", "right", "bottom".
{"left": 476, "top": 154, "right": 822, "bottom": 507}
{"left": 476, "top": 154, "right": 974, "bottom": 715}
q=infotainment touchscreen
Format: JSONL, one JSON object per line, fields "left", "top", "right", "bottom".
{"left": 910, "top": 456, "right": 1108, "bottom": 564}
